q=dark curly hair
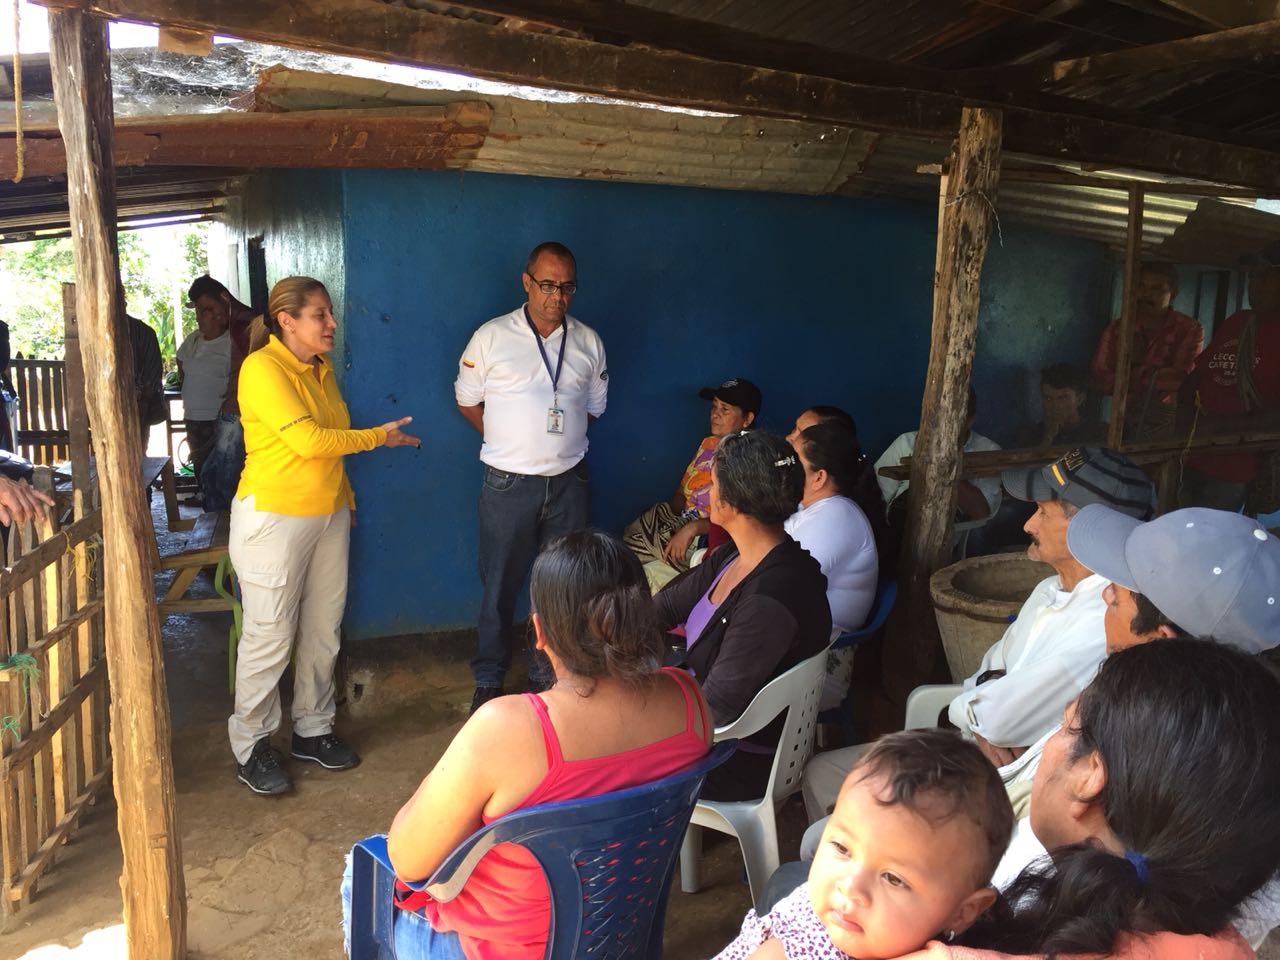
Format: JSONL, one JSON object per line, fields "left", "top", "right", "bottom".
{"left": 529, "top": 530, "right": 663, "bottom": 693}
{"left": 852, "top": 728, "right": 1013, "bottom": 888}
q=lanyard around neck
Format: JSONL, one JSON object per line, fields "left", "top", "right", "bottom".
{"left": 524, "top": 306, "right": 567, "bottom": 400}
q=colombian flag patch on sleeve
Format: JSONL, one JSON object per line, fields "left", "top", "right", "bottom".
{"left": 461, "top": 359, "right": 476, "bottom": 368}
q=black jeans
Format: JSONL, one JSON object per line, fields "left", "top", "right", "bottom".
{"left": 473, "top": 460, "right": 590, "bottom": 687}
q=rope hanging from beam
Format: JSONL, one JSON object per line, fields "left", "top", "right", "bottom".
{"left": 10, "top": 0, "right": 22, "bottom": 183}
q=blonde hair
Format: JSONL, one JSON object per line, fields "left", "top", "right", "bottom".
{"left": 266, "top": 277, "right": 329, "bottom": 335}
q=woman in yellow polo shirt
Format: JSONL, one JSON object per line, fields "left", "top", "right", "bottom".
{"left": 229, "top": 276, "right": 419, "bottom": 796}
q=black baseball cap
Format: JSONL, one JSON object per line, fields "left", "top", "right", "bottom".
{"left": 1001, "top": 447, "right": 1155, "bottom": 520}
{"left": 698, "top": 378, "right": 762, "bottom": 416}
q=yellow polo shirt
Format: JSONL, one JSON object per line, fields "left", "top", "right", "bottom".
{"left": 236, "top": 335, "right": 386, "bottom": 516}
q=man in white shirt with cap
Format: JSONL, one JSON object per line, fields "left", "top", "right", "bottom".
{"left": 949, "top": 446, "right": 1155, "bottom": 768}
{"left": 801, "top": 447, "right": 1154, "bottom": 824}
{"left": 767, "top": 503, "right": 1280, "bottom": 932}
{"left": 989, "top": 504, "right": 1280, "bottom": 946}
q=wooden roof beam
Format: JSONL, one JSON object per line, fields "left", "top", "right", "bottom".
{"left": 972, "top": 18, "right": 1280, "bottom": 87}
{"left": 0, "top": 104, "right": 492, "bottom": 179}
{"left": 29, "top": 0, "right": 1280, "bottom": 192}
{"left": 1155, "top": 0, "right": 1279, "bottom": 29}
{"left": 401, "top": 0, "right": 1276, "bottom": 144}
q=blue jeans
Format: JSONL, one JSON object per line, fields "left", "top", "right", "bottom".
{"left": 341, "top": 850, "right": 467, "bottom": 960}
{"left": 473, "top": 460, "right": 590, "bottom": 687}
{"left": 201, "top": 412, "right": 245, "bottom": 512}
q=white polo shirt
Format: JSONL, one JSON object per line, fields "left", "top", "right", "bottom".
{"left": 455, "top": 307, "right": 608, "bottom": 477}
{"left": 948, "top": 572, "right": 1107, "bottom": 748}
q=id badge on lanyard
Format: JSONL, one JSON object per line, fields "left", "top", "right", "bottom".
{"left": 526, "top": 308, "right": 568, "bottom": 435}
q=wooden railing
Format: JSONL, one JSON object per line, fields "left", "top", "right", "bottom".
{"left": 10, "top": 359, "right": 71, "bottom": 465}
{"left": 0, "top": 479, "right": 110, "bottom": 919}
{"left": 879, "top": 430, "right": 1280, "bottom": 514}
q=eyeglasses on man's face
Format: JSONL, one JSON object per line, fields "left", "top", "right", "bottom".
{"left": 526, "top": 272, "right": 578, "bottom": 297}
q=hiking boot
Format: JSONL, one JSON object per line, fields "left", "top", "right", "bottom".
{"left": 291, "top": 733, "right": 360, "bottom": 771}
{"left": 237, "top": 739, "right": 291, "bottom": 796}
{"left": 469, "top": 685, "right": 504, "bottom": 715}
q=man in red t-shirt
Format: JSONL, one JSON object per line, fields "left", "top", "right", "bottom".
{"left": 1090, "top": 261, "right": 1203, "bottom": 439}
{"left": 1178, "top": 241, "right": 1280, "bottom": 512}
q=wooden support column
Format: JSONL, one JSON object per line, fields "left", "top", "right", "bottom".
{"left": 61, "top": 284, "right": 93, "bottom": 519}
{"left": 896, "top": 106, "right": 1003, "bottom": 683}
{"left": 1108, "top": 186, "right": 1145, "bottom": 449}
{"left": 46, "top": 11, "right": 186, "bottom": 960}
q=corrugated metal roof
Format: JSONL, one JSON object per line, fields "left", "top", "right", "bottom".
{"left": 580, "top": 0, "right": 1280, "bottom": 148}
{"left": 844, "top": 133, "right": 1266, "bottom": 251}
{"left": 1156, "top": 199, "right": 1280, "bottom": 267}
{"left": 247, "top": 66, "right": 878, "bottom": 195}
{"left": 3, "top": 41, "right": 1277, "bottom": 251}
{"left": 0, "top": 167, "right": 233, "bottom": 242}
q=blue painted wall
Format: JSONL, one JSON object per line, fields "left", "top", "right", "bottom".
{"left": 246, "top": 168, "right": 1109, "bottom": 638}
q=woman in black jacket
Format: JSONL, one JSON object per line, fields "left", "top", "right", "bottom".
{"left": 655, "top": 430, "right": 831, "bottom": 800}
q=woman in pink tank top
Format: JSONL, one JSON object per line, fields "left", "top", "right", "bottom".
{"left": 342, "top": 530, "right": 712, "bottom": 960}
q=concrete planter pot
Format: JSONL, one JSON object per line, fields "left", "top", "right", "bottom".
{"left": 930, "top": 553, "right": 1053, "bottom": 682}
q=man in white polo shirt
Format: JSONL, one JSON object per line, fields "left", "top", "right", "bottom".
{"left": 455, "top": 242, "right": 608, "bottom": 714}
{"left": 801, "top": 447, "right": 1154, "bottom": 824}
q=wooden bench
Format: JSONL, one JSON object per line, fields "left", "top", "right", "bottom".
{"left": 156, "top": 509, "right": 233, "bottom": 616}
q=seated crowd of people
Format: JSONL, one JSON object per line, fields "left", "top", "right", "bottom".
{"left": 272, "top": 239, "right": 1280, "bottom": 957}
{"left": 337, "top": 365, "right": 1280, "bottom": 958}
{"left": 11, "top": 243, "right": 1271, "bottom": 958}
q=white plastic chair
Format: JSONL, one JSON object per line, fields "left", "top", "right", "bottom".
{"left": 801, "top": 681, "right": 964, "bottom": 821}
{"left": 679, "top": 647, "right": 828, "bottom": 904}
{"left": 904, "top": 683, "right": 963, "bottom": 730}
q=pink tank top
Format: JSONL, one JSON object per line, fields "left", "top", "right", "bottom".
{"left": 409, "top": 667, "right": 711, "bottom": 960}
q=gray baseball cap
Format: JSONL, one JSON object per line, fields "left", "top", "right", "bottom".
{"left": 1067, "top": 503, "right": 1280, "bottom": 654}
{"left": 1001, "top": 447, "right": 1155, "bottom": 520}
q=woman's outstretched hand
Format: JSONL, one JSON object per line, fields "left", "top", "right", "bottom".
{"left": 380, "top": 416, "right": 422, "bottom": 449}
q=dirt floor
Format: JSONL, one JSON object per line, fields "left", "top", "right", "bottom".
{"left": 2, "top": 497, "right": 1276, "bottom": 960}
{"left": 0, "top": 498, "right": 787, "bottom": 960}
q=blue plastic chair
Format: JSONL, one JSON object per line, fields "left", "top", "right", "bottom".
{"left": 817, "top": 579, "right": 898, "bottom": 744}
{"left": 347, "top": 740, "right": 736, "bottom": 960}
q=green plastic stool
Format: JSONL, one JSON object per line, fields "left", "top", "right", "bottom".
{"left": 213, "top": 553, "right": 242, "bottom": 693}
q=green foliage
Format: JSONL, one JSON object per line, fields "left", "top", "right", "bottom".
{"left": 0, "top": 223, "right": 210, "bottom": 366}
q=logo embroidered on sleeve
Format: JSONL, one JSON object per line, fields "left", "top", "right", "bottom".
{"left": 461, "top": 359, "right": 476, "bottom": 369}
{"left": 600, "top": 369, "right": 608, "bottom": 381}
{"left": 279, "top": 414, "right": 314, "bottom": 432}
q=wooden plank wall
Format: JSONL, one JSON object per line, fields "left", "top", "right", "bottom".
{"left": 0, "top": 470, "right": 109, "bottom": 919}
{"left": 10, "top": 360, "right": 71, "bottom": 465}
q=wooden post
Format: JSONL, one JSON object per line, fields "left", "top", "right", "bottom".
{"left": 62, "top": 284, "right": 100, "bottom": 787}
{"left": 46, "top": 11, "right": 187, "bottom": 960}
{"left": 1108, "top": 185, "right": 1144, "bottom": 449}
{"left": 61, "top": 285, "right": 93, "bottom": 519}
{"left": 896, "top": 106, "right": 1003, "bottom": 683}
